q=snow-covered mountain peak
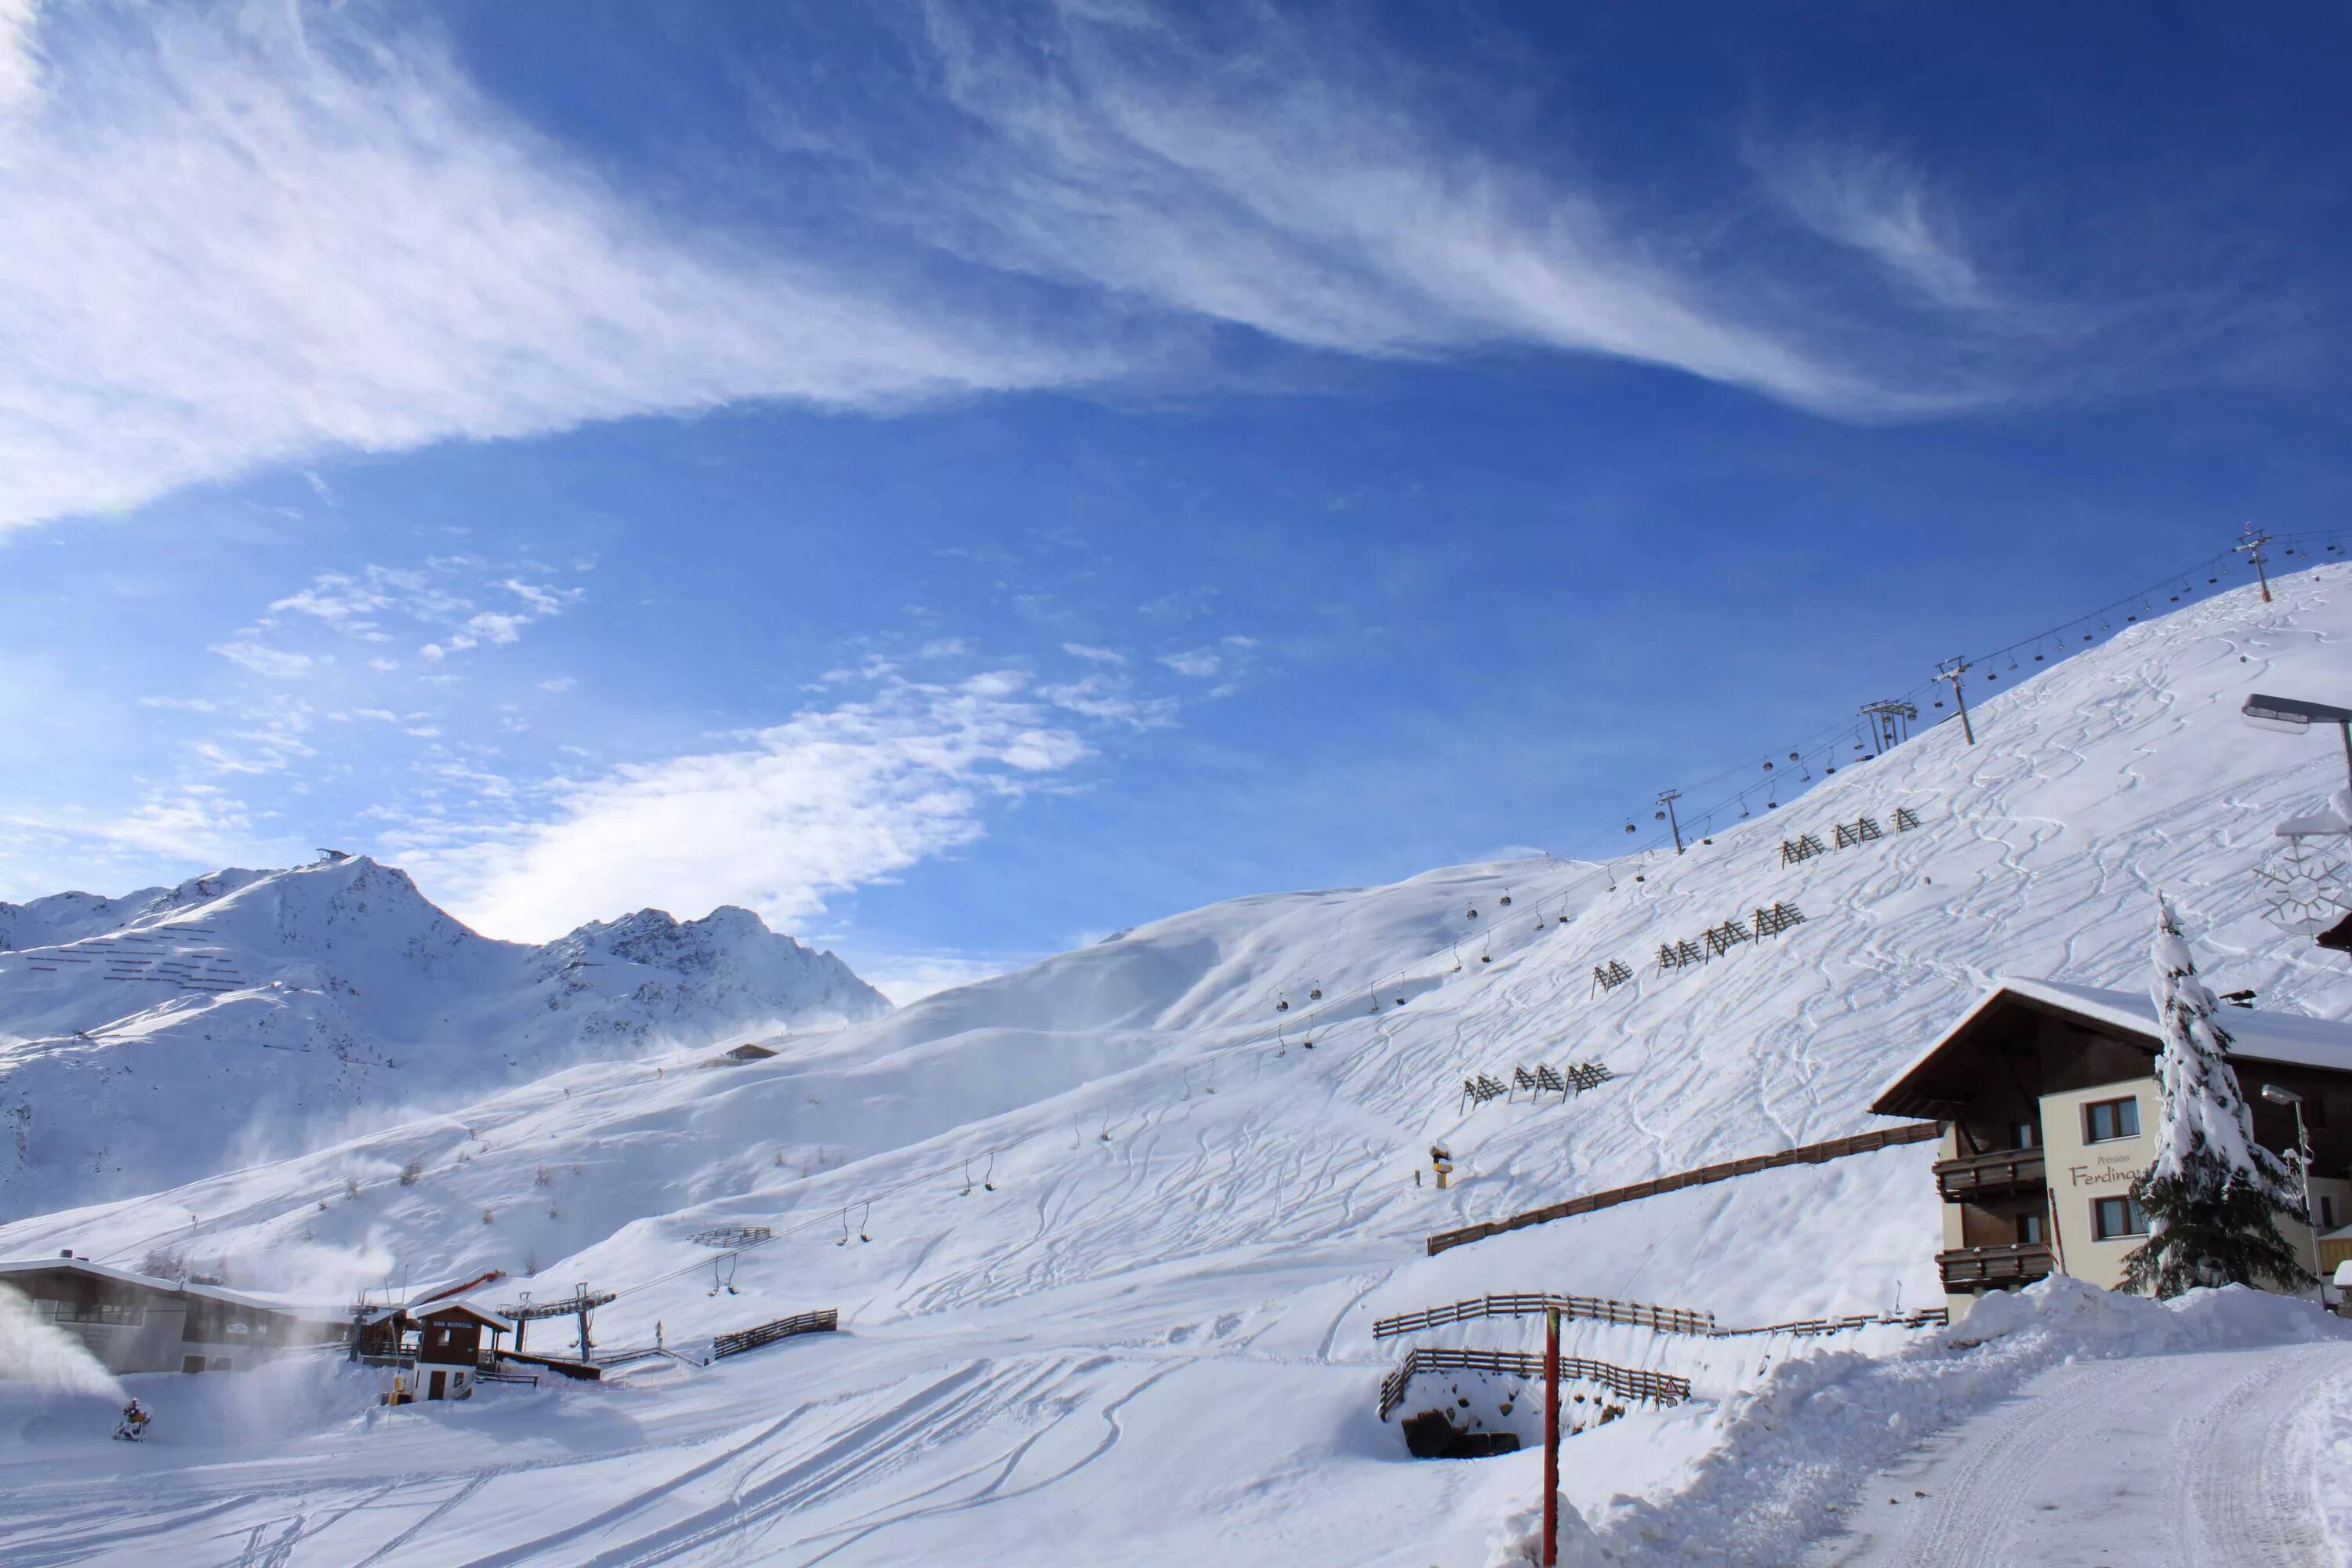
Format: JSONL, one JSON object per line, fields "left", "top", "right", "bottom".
{"left": 0, "top": 858, "right": 890, "bottom": 1216}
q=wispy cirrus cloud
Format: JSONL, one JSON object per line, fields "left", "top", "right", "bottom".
{"left": 402, "top": 666, "right": 1099, "bottom": 941}
{"left": 0, "top": 1, "right": 1097, "bottom": 534}
{"left": 208, "top": 641, "right": 314, "bottom": 679}
{"left": 255, "top": 559, "right": 583, "bottom": 668}
{"left": 0, "top": 1, "right": 2265, "bottom": 537}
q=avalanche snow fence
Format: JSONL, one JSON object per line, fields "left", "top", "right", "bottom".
{"left": 712, "top": 1308, "right": 838, "bottom": 1360}
{"left": 1424, "top": 1121, "right": 1945, "bottom": 1256}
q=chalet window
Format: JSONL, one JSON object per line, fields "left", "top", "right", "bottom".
{"left": 54, "top": 1302, "right": 143, "bottom": 1325}
{"left": 2083, "top": 1097, "right": 2140, "bottom": 1144}
{"left": 2092, "top": 1196, "right": 2149, "bottom": 1240}
{"left": 2016, "top": 1213, "right": 2044, "bottom": 1245}
{"left": 2009, "top": 1120, "right": 2038, "bottom": 1149}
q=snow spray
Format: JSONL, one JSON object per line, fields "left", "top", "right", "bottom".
{"left": 0, "top": 1286, "right": 126, "bottom": 1399}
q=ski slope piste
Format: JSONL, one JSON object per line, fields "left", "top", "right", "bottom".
{"left": 4, "top": 566, "right": 2352, "bottom": 1566}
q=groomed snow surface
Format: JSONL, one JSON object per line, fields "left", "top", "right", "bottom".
{"left": 5, "top": 566, "right": 2352, "bottom": 1564}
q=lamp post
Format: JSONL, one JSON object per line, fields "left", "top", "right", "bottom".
{"left": 2242, "top": 694, "right": 2352, "bottom": 795}
{"left": 2261, "top": 1083, "right": 2325, "bottom": 1290}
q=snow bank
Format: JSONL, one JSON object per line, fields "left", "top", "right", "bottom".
{"left": 2308, "top": 1366, "right": 2352, "bottom": 1566}
{"left": 1522, "top": 1278, "right": 2352, "bottom": 1566}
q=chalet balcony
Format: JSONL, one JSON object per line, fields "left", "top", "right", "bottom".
{"left": 1937, "top": 1242, "right": 2056, "bottom": 1293}
{"left": 1933, "top": 1146, "right": 2047, "bottom": 1201}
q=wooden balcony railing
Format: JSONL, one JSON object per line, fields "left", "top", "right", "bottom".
{"left": 1937, "top": 1242, "right": 2055, "bottom": 1292}
{"left": 1933, "top": 1147, "right": 2047, "bottom": 1201}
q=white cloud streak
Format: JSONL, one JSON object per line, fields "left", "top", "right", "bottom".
{"left": 898, "top": 2, "right": 1985, "bottom": 416}
{"left": 0, "top": 0, "right": 40, "bottom": 111}
{"left": 0, "top": 0, "right": 2210, "bottom": 535}
{"left": 1746, "top": 135, "right": 1994, "bottom": 314}
{"left": 407, "top": 670, "right": 1098, "bottom": 941}
{"left": 0, "top": 2, "right": 1094, "bottom": 532}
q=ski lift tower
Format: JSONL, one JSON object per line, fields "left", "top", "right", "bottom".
{"left": 1860, "top": 699, "right": 1918, "bottom": 757}
{"left": 498, "top": 1283, "right": 617, "bottom": 1359}
{"left": 1933, "top": 659, "right": 1976, "bottom": 746}
{"left": 1655, "top": 789, "right": 1686, "bottom": 855}
{"left": 2238, "top": 524, "right": 2275, "bottom": 604}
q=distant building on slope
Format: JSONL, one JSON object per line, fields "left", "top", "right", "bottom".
{"left": 1871, "top": 981, "right": 2352, "bottom": 1311}
{"left": 0, "top": 1254, "right": 347, "bottom": 1374}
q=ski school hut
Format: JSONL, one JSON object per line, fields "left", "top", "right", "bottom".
{"left": 0, "top": 1251, "right": 347, "bottom": 1374}
{"left": 1871, "top": 980, "right": 2352, "bottom": 1312}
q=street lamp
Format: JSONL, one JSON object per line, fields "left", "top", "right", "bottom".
{"left": 2261, "top": 1083, "right": 2325, "bottom": 1290}
{"left": 2242, "top": 694, "right": 2352, "bottom": 794}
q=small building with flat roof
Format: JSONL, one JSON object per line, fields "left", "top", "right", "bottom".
{"left": 1871, "top": 981, "right": 2352, "bottom": 1309}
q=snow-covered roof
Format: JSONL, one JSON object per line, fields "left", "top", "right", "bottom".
{"left": 2002, "top": 979, "right": 2352, "bottom": 1073}
{"left": 0, "top": 1256, "right": 342, "bottom": 1319}
{"left": 1872, "top": 980, "right": 2352, "bottom": 1116}
{"left": 418, "top": 1298, "right": 514, "bottom": 1333}
{"left": 0, "top": 1255, "right": 183, "bottom": 1295}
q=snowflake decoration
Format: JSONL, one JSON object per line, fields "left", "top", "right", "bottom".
{"left": 2258, "top": 834, "right": 2352, "bottom": 934}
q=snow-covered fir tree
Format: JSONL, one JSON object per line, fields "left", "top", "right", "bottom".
{"left": 2123, "top": 897, "right": 2310, "bottom": 1296}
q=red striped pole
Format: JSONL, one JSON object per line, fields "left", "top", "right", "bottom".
{"left": 1542, "top": 1305, "right": 1561, "bottom": 1566}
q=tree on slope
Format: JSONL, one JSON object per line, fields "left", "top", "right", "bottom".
{"left": 2124, "top": 897, "right": 2310, "bottom": 1297}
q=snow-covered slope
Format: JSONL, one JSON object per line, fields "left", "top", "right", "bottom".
{"left": 4, "top": 567, "right": 2350, "bottom": 1566}
{"left": 0, "top": 857, "right": 890, "bottom": 1216}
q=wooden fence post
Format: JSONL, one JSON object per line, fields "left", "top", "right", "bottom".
{"left": 1541, "top": 1305, "right": 1561, "bottom": 1566}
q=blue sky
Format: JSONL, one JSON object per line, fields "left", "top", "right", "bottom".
{"left": 4, "top": 1, "right": 2349, "bottom": 996}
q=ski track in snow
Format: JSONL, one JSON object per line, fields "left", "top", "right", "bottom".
{"left": 2, "top": 571, "right": 2351, "bottom": 1564}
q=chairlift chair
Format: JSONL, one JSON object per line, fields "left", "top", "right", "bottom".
{"left": 858, "top": 1203, "right": 872, "bottom": 1243}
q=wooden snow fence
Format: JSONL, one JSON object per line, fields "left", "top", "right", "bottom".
{"left": 1423, "top": 1120, "right": 1944, "bottom": 1256}
{"left": 712, "top": 1308, "right": 838, "bottom": 1360}
{"left": 1373, "top": 1293, "right": 1715, "bottom": 1341}
{"left": 1377, "top": 1348, "right": 1690, "bottom": 1421}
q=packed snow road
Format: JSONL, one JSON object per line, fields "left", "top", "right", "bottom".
{"left": 1806, "top": 1341, "right": 2352, "bottom": 1568}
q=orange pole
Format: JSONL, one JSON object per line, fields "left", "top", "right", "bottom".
{"left": 1541, "top": 1305, "right": 1561, "bottom": 1566}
